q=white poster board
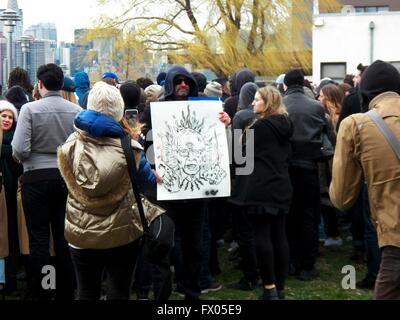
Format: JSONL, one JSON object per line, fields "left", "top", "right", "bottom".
{"left": 151, "top": 100, "right": 231, "bottom": 201}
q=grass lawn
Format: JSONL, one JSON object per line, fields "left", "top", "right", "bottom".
{"left": 5, "top": 231, "right": 374, "bottom": 301}
{"left": 171, "top": 238, "right": 374, "bottom": 300}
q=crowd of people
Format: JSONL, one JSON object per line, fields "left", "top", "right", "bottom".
{"left": 0, "top": 60, "right": 399, "bottom": 301}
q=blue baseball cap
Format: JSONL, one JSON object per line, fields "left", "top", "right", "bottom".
{"left": 102, "top": 72, "right": 119, "bottom": 82}
{"left": 63, "top": 76, "right": 75, "bottom": 92}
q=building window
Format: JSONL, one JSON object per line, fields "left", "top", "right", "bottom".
{"left": 321, "top": 63, "right": 347, "bottom": 83}
{"left": 355, "top": 6, "right": 389, "bottom": 12}
{"left": 377, "top": 6, "right": 389, "bottom": 12}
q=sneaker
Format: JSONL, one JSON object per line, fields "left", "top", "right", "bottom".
{"left": 297, "top": 268, "right": 319, "bottom": 281}
{"left": 324, "top": 237, "right": 343, "bottom": 247}
{"left": 260, "top": 288, "right": 279, "bottom": 300}
{"left": 228, "top": 278, "right": 257, "bottom": 291}
{"left": 228, "top": 241, "right": 239, "bottom": 253}
{"left": 174, "top": 285, "right": 185, "bottom": 297}
{"left": 201, "top": 281, "right": 222, "bottom": 294}
{"left": 356, "top": 277, "right": 376, "bottom": 290}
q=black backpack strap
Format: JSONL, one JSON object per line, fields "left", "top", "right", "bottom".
{"left": 120, "top": 135, "right": 149, "bottom": 234}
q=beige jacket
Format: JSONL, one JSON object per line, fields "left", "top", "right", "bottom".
{"left": 329, "top": 92, "right": 400, "bottom": 248}
{"left": 58, "top": 130, "right": 164, "bottom": 250}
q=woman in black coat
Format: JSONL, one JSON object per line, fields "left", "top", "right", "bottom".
{"left": 230, "top": 86, "right": 293, "bottom": 300}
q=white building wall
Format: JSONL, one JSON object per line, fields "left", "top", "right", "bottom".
{"left": 313, "top": 11, "right": 400, "bottom": 84}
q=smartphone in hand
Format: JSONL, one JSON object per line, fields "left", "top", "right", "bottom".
{"left": 125, "top": 109, "right": 138, "bottom": 127}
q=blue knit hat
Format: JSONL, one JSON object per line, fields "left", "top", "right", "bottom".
{"left": 63, "top": 76, "right": 75, "bottom": 92}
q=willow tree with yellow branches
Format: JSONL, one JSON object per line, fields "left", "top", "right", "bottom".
{"left": 92, "top": 0, "right": 340, "bottom": 77}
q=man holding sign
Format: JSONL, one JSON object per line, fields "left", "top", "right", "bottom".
{"left": 142, "top": 66, "right": 230, "bottom": 300}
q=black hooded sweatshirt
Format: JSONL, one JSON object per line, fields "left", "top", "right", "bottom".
{"left": 140, "top": 65, "right": 199, "bottom": 134}
{"left": 224, "top": 68, "right": 255, "bottom": 120}
{"left": 230, "top": 114, "right": 293, "bottom": 212}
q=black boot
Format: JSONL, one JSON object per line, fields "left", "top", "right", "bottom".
{"left": 260, "top": 288, "right": 279, "bottom": 300}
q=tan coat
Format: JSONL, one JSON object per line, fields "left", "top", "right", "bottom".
{"left": 0, "top": 122, "right": 9, "bottom": 258}
{"left": 58, "top": 130, "right": 164, "bottom": 250}
{"left": 329, "top": 92, "right": 400, "bottom": 248}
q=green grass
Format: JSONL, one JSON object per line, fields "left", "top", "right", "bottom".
{"left": 170, "top": 239, "right": 374, "bottom": 300}
{"left": 5, "top": 233, "right": 374, "bottom": 301}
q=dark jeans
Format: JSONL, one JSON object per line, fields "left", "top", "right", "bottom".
{"left": 287, "top": 167, "right": 320, "bottom": 271}
{"left": 374, "top": 246, "right": 400, "bottom": 300}
{"left": 199, "top": 206, "right": 213, "bottom": 289}
{"left": 347, "top": 192, "right": 365, "bottom": 251}
{"left": 248, "top": 212, "right": 289, "bottom": 290}
{"left": 4, "top": 185, "right": 19, "bottom": 288}
{"left": 233, "top": 206, "right": 258, "bottom": 283}
{"left": 155, "top": 200, "right": 206, "bottom": 299}
{"left": 70, "top": 241, "right": 140, "bottom": 300}
{"left": 321, "top": 204, "right": 340, "bottom": 238}
{"left": 360, "top": 185, "right": 381, "bottom": 280}
{"left": 208, "top": 198, "right": 226, "bottom": 276}
{"left": 132, "top": 246, "right": 152, "bottom": 297}
{"left": 22, "top": 178, "right": 75, "bottom": 300}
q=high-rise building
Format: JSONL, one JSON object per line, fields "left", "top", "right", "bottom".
{"left": 15, "top": 38, "right": 55, "bottom": 83}
{"left": 0, "top": 0, "right": 23, "bottom": 39}
{"left": 25, "top": 23, "right": 57, "bottom": 47}
{"left": 0, "top": 33, "right": 6, "bottom": 90}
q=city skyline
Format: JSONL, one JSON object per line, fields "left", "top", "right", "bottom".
{"left": 15, "top": 0, "right": 112, "bottom": 43}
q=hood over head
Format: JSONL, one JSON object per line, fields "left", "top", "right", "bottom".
{"left": 164, "top": 66, "right": 198, "bottom": 100}
{"left": 233, "top": 68, "right": 255, "bottom": 96}
{"left": 191, "top": 72, "right": 207, "bottom": 92}
{"left": 74, "top": 71, "right": 90, "bottom": 89}
{"left": 239, "top": 82, "right": 258, "bottom": 110}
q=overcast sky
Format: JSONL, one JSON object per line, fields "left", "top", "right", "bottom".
{"left": 17, "top": 0, "right": 113, "bottom": 43}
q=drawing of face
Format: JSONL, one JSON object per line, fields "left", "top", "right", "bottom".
{"left": 175, "top": 129, "right": 206, "bottom": 176}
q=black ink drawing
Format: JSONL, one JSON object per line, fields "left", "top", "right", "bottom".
{"left": 157, "top": 105, "right": 227, "bottom": 194}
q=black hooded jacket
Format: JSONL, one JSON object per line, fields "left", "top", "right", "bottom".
{"left": 224, "top": 68, "right": 255, "bottom": 120}
{"left": 230, "top": 114, "right": 293, "bottom": 211}
{"left": 164, "top": 66, "right": 198, "bottom": 101}
{"left": 140, "top": 65, "right": 199, "bottom": 134}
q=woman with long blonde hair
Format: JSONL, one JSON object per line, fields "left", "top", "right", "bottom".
{"left": 230, "top": 86, "right": 293, "bottom": 300}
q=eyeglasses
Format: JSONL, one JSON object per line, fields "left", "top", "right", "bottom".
{"left": 174, "top": 77, "right": 189, "bottom": 85}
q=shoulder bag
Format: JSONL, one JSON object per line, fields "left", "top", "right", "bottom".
{"left": 120, "top": 135, "right": 175, "bottom": 265}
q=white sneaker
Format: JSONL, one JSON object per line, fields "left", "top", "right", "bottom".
{"left": 324, "top": 238, "right": 343, "bottom": 247}
{"left": 228, "top": 241, "right": 239, "bottom": 253}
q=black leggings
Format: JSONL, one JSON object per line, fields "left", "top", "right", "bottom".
{"left": 248, "top": 212, "right": 289, "bottom": 290}
{"left": 70, "top": 241, "right": 140, "bottom": 300}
